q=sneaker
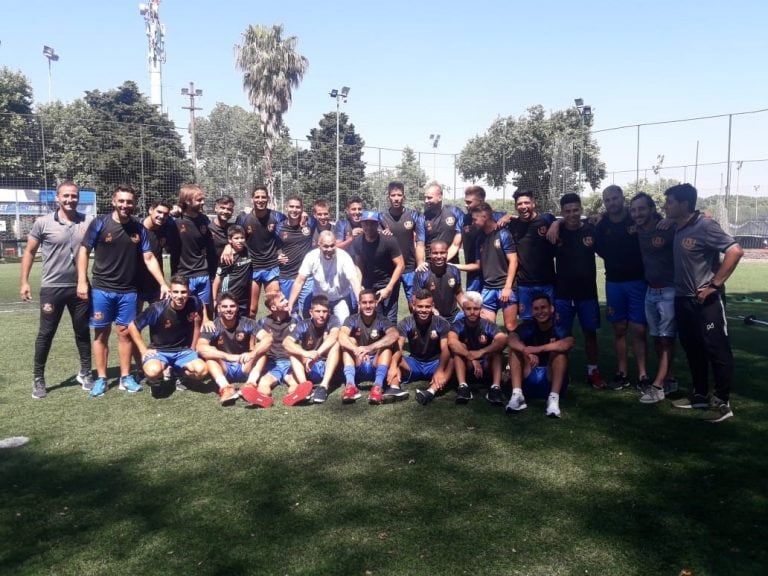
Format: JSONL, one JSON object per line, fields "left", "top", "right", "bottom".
{"left": 341, "top": 384, "right": 361, "bottom": 404}
{"left": 546, "top": 396, "right": 561, "bottom": 418}
{"left": 240, "top": 384, "right": 273, "bottom": 408}
{"left": 311, "top": 385, "right": 328, "bottom": 404}
{"left": 174, "top": 378, "right": 187, "bottom": 392}
{"left": 32, "top": 377, "right": 47, "bottom": 399}
{"left": 672, "top": 394, "right": 710, "bottom": 409}
{"left": 149, "top": 380, "right": 172, "bottom": 399}
{"left": 455, "top": 384, "right": 473, "bottom": 404}
{"left": 283, "top": 380, "right": 314, "bottom": 406}
{"left": 505, "top": 392, "right": 527, "bottom": 413}
{"left": 485, "top": 385, "right": 504, "bottom": 406}
{"left": 663, "top": 377, "right": 679, "bottom": 395}
{"left": 368, "top": 385, "right": 384, "bottom": 405}
{"left": 218, "top": 385, "right": 238, "bottom": 405}
{"left": 587, "top": 369, "right": 607, "bottom": 389}
{"left": 383, "top": 386, "right": 410, "bottom": 402}
{"left": 607, "top": 372, "right": 630, "bottom": 391}
{"left": 640, "top": 386, "right": 665, "bottom": 404}
{"left": 637, "top": 375, "right": 652, "bottom": 393}
{"left": 76, "top": 371, "right": 94, "bottom": 391}
{"left": 118, "top": 375, "right": 142, "bottom": 393}
{"left": 416, "top": 388, "right": 434, "bottom": 405}
{"left": 90, "top": 377, "right": 107, "bottom": 398}
{"left": 704, "top": 397, "right": 734, "bottom": 423}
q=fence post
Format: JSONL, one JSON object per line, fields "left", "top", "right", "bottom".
{"left": 40, "top": 115, "right": 48, "bottom": 192}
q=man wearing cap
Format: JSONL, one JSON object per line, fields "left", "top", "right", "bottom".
{"left": 352, "top": 210, "right": 405, "bottom": 323}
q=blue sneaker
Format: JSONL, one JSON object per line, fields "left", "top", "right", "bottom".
{"left": 118, "top": 375, "right": 142, "bottom": 393}
{"left": 90, "top": 377, "right": 107, "bottom": 398}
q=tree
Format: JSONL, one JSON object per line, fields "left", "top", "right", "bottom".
{"left": 299, "top": 111, "right": 366, "bottom": 216}
{"left": 395, "top": 146, "right": 428, "bottom": 198}
{"left": 583, "top": 177, "right": 682, "bottom": 215}
{"left": 457, "top": 106, "right": 606, "bottom": 212}
{"left": 0, "top": 67, "right": 39, "bottom": 187}
{"left": 235, "top": 24, "right": 308, "bottom": 206}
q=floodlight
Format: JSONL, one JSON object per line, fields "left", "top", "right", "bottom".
{"left": 574, "top": 98, "right": 584, "bottom": 107}
{"left": 139, "top": 3, "right": 149, "bottom": 15}
{"left": 329, "top": 89, "right": 338, "bottom": 98}
{"left": 582, "top": 105, "right": 592, "bottom": 116}
{"left": 341, "top": 86, "right": 350, "bottom": 97}
{"left": 181, "top": 88, "right": 189, "bottom": 95}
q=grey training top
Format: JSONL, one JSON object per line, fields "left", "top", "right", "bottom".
{"left": 28, "top": 211, "right": 92, "bottom": 287}
{"left": 673, "top": 212, "right": 737, "bottom": 297}
{"left": 636, "top": 222, "right": 675, "bottom": 287}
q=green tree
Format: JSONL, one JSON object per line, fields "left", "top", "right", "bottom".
{"left": 235, "top": 24, "right": 308, "bottom": 205}
{"left": 395, "top": 146, "right": 428, "bottom": 198}
{"left": 0, "top": 67, "right": 39, "bottom": 187}
{"left": 299, "top": 111, "right": 366, "bottom": 217}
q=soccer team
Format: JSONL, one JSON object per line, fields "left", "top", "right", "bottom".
{"left": 21, "top": 179, "right": 743, "bottom": 422}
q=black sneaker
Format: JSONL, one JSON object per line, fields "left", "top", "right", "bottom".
{"left": 32, "top": 377, "right": 47, "bottom": 399}
{"left": 636, "top": 375, "right": 652, "bottom": 393}
{"left": 312, "top": 386, "right": 328, "bottom": 404}
{"left": 455, "top": 385, "right": 472, "bottom": 404}
{"left": 485, "top": 385, "right": 504, "bottom": 406}
{"left": 383, "top": 386, "right": 410, "bottom": 402}
{"left": 704, "top": 397, "right": 734, "bottom": 423}
{"left": 416, "top": 389, "right": 434, "bottom": 405}
{"left": 607, "top": 372, "right": 630, "bottom": 390}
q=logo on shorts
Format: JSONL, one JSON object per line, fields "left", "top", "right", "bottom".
{"left": 652, "top": 236, "right": 665, "bottom": 248}
{"left": 42, "top": 303, "right": 54, "bottom": 313}
{"left": 130, "top": 233, "right": 140, "bottom": 243}
{"left": 93, "top": 311, "right": 104, "bottom": 321}
{"left": 236, "top": 332, "right": 246, "bottom": 341}
{"left": 404, "top": 220, "right": 413, "bottom": 230}
{"left": 538, "top": 225, "right": 548, "bottom": 237}
{"left": 448, "top": 278, "right": 456, "bottom": 287}
{"left": 289, "top": 323, "right": 296, "bottom": 331}
{"left": 302, "top": 226, "right": 311, "bottom": 236}
{"left": 519, "top": 302, "right": 526, "bottom": 314}
{"left": 583, "top": 235, "right": 594, "bottom": 247}
{"left": 682, "top": 237, "right": 696, "bottom": 250}
{"left": 430, "top": 330, "right": 438, "bottom": 340}
{"left": 445, "top": 216, "right": 456, "bottom": 226}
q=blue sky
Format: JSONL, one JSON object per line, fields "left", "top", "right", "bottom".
{"left": 2, "top": 0, "right": 767, "bottom": 197}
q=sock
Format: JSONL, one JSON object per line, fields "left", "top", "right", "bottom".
{"left": 587, "top": 365, "right": 597, "bottom": 375}
{"left": 512, "top": 388, "right": 523, "bottom": 397}
{"left": 343, "top": 365, "right": 356, "bottom": 385}
{"left": 491, "top": 383, "right": 501, "bottom": 388}
{"left": 549, "top": 392, "right": 560, "bottom": 401}
{"left": 374, "top": 364, "right": 388, "bottom": 386}
{"left": 459, "top": 382, "right": 468, "bottom": 388}
{"left": 215, "top": 375, "right": 229, "bottom": 388}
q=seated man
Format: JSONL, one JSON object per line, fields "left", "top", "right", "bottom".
{"left": 338, "top": 289, "right": 401, "bottom": 405}
{"left": 506, "top": 292, "right": 574, "bottom": 418}
{"left": 389, "top": 289, "right": 452, "bottom": 405}
{"left": 197, "top": 292, "right": 272, "bottom": 405}
{"left": 448, "top": 291, "right": 507, "bottom": 405}
{"left": 127, "top": 275, "right": 208, "bottom": 395}
{"left": 239, "top": 291, "right": 311, "bottom": 408}
{"left": 283, "top": 295, "right": 341, "bottom": 404}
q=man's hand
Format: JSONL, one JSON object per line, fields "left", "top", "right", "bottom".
{"left": 77, "top": 280, "right": 89, "bottom": 301}
{"left": 220, "top": 244, "right": 235, "bottom": 265}
{"left": 381, "top": 227, "right": 393, "bottom": 237}
{"left": 376, "top": 287, "right": 392, "bottom": 303}
{"left": 20, "top": 282, "right": 32, "bottom": 302}
{"left": 431, "top": 370, "right": 449, "bottom": 390}
{"left": 159, "top": 283, "right": 171, "bottom": 300}
{"left": 500, "top": 287, "right": 513, "bottom": 303}
{"left": 471, "top": 359, "right": 484, "bottom": 378}
{"left": 415, "top": 262, "right": 429, "bottom": 272}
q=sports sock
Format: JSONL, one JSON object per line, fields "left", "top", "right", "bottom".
{"left": 374, "top": 364, "right": 388, "bottom": 386}
{"left": 343, "top": 365, "right": 356, "bottom": 385}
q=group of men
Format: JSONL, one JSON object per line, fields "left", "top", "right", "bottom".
{"left": 22, "top": 178, "right": 743, "bottom": 422}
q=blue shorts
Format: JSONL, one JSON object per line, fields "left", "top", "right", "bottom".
{"left": 555, "top": 298, "right": 601, "bottom": 333}
{"left": 224, "top": 361, "right": 248, "bottom": 383}
{"left": 265, "top": 358, "right": 291, "bottom": 383}
{"left": 307, "top": 359, "right": 329, "bottom": 384}
{"left": 280, "top": 276, "right": 313, "bottom": 317}
{"left": 252, "top": 266, "right": 279, "bottom": 284}
{"left": 145, "top": 349, "right": 199, "bottom": 370}
{"left": 522, "top": 366, "right": 570, "bottom": 399}
{"left": 400, "top": 271, "right": 416, "bottom": 304}
{"left": 90, "top": 289, "right": 137, "bottom": 327}
{"left": 402, "top": 356, "right": 440, "bottom": 383}
{"left": 466, "top": 271, "right": 483, "bottom": 292}
{"left": 188, "top": 275, "right": 212, "bottom": 306}
{"left": 481, "top": 287, "right": 517, "bottom": 312}
{"left": 606, "top": 280, "right": 647, "bottom": 325}
{"left": 355, "top": 358, "right": 377, "bottom": 382}
{"left": 645, "top": 287, "right": 677, "bottom": 338}
{"left": 517, "top": 285, "right": 554, "bottom": 320}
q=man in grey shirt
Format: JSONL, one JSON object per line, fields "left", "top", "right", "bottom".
{"left": 20, "top": 181, "right": 93, "bottom": 398}
{"left": 663, "top": 183, "right": 743, "bottom": 423}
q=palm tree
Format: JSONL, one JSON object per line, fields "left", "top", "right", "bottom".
{"left": 235, "top": 24, "right": 308, "bottom": 205}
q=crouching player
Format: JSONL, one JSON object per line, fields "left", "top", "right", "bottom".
{"left": 506, "top": 292, "right": 573, "bottom": 418}
{"left": 284, "top": 295, "right": 341, "bottom": 404}
{"left": 197, "top": 292, "right": 272, "bottom": 405}
{"left": 448, "top": 291, "right": 507, "bottom": 405}
{"left": 338, "top": 289, "right": 401, "bottom": 405}
{"left": 389, "top": 289, "right": 452, "bottom": 405}
{"left": 127, "top": 275, "right": 208, "bottom": 395}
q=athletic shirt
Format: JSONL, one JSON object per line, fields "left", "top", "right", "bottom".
{"left": 208, "top": 218, "right": 230, "bottom": 276}
{"left": 335, "top": 217, "right": 361, "bottom": 252}
{"left": 352, "top": 234, "right": 403, "bottom": 290}
{"left": 636, "top": 219, "right": 676, "bottom": 287}
{"left": 82, "top": 215, "right": 150, "bottom": 293}
{"left": 475, "top": 228, "right": 516, "bottom": 289}
{"left": 236, "top": 209, "right": 287, "bottom": 269}
{"left": 413, "top": 265, "right": 462, "bottom": 321}
{"left": 136, "top": 222, "right": 170, "bottom": 295}
{"left": 215, "top": 248, "right": 252, "bottom": 308}
{"left": 379, "top": 208, "right": 425, "bottom": 272}
{"left": 277, "top": 220, "right": 314, "bottom": 279}
{"left": 288, "top": 316, "right": 341, "bottom": 351}
{"left": 200, "top": 316, "right": 258, "bottom": 355}
{"left": 29, "top": 210, "right": 92, "bottom": 287}
{"left": 506, "top": 213, "right": 556, "bottom": 286}
{"left": 343, "top": 313, "right": 395, "bottom": 346}
{"left": 168, "top": 213, "right": 214, "bottom": 278}
{"left": 450, "top": 317, "right": 500, "bottom": 351}
{"left": 515, "top": 321, "right": 570, "bottom": 366}
{"left": 424, "top": 205, "right": 463, "bottom": 262}
{"left": 397, "top": 314, "right": 451, "bottom": 362}
{"left": 309, "top": 218, "right": 336, "bottom": 248}
{"left": 554, "top": 223, "right": 598, "bottom": 300}
{"left": 594, "top": 213, "right": 645, "bottom": 282}
{"left": 461, "top": 210, "right": 505, "bottom": 285}
{"left": 135, "top": 296, "right": 201, "bottom": 351}
{"left": 257, "top": 314, "right": 300, "bottom": 360}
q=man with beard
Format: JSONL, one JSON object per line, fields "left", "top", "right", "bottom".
{"left": 208, "top": 195, "right": 235, "bottom": 276}
{"left": 137, "top": 200, "right": 172, "bottom": 310}
{"left": 461, "top": 186, "right": 506, "bottom": 291}
{"left": 413, "top": 239, "right": 463, "bottom": 322}
{"left": 423, "top": 182, "right": 463, "bottom": 263}
{"left": 338, "top": 289, "right": 401, "bottom": 405}
{"left": 277, "top": 196, "right": 315, "bottom": 316}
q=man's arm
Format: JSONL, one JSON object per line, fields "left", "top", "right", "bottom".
{"left": 283, "top": 334, "right": 313, "bottom": 360}
{"left": 698, "top": 243, "right": 744, "bottom": 302}
{"left": 286, "top": 273, "right": 307, "bottom": 313}
{"left": 365, "top": 326, "right": 399, "bottom": 354}
{"left": 127, "top": 322, "right": 149, "bottom": 357}
{"left": 525, "top": 336, "right": 575, "bottom": 355}
{"left": 19, "top": 236, "right": 40, "bottom": 301}
{"left": 143, "top": 252, "right": 170, "bottom": 299}
{"left": 76, "top": 245, "right": 91, "bottom": 300}
{"left": 378, "top": 255, "right": 405, "bottom": 302}
{"left": 446, "top": 232, "right": 462, "bottom": 262}
{"left": 501, "top": 252, "right": 518, "bottom": 302}
{"left": 197, "top": 335, "right": 237, "bottom": 362}
{"left": 313, "top": 327, "right": 340, "bottom": 358}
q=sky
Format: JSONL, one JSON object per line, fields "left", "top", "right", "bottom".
{"left": 2, "top": 0, "right": 767, "bottom": 198}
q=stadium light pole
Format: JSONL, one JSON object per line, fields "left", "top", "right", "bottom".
{"left": 329, "top": 86, "right": 350, "bottom": 221}
{"left": 574, "top": 99, "right": 591, "bottom": 192}
{"left": 429, "top": 134, "right": 441, "bottom": 180}
{"left": 181, "top": 82, "right": 203, "bottom": 177}
{"left": 43, "top": 46, "right": 59, "bottom": 103}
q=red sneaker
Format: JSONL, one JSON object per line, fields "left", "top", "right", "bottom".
{"left": 283, "top": 380, "right": 314, "bottom": 406}
{"left": 341, "top": 384, "right": 361, "bottom": 404}
{"left": 587, "top": 370, "right": 607, "bottom": 389}
{"left": 240, "top": 384, "right": 273, "bottom": 408}
{"left": 368, "top": 385, "right": 383, "bottom": 405}
{"left": 218, "top": 384, "right": 239, "bottom": 405}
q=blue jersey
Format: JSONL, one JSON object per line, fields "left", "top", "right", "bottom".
{"left": 343, "top": 313, "right": 395, "bottom": 346}
{"left": 450, "top": 318, "right": 500, "bottom": 351}
{"left": 397, "top": 314, "right": 451, "bottom": 362}
{"left": 288, "top": 316, "right": 341, "bottom": 351}
{"left": 200, "top": 316, "right": 258, "bottom": 355}
{"left": 515, "top": 321, "right": 570, "bottom": 366}
{"left": 82, "top": 215, "right": 151, "bottom": 293}
{"left": 413, "top": 265, "right": 462, "bottom": 320}
{"left": 135, "top": 296, "right": 202, "bottom": 351}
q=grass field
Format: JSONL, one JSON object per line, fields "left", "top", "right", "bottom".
{"left": 1, "top": 261, "right": 767, "bottom": 575}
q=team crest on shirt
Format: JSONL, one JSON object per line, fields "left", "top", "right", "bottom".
{"left": 538, "top": 225, "right": 548, "bottom": 237}
{"left": 164, "top": 319, "right": 173, "bottom": 328}
{"left": 370, "top": 329, "right": 379, "bottom": 339}
{"left": 404, "top": 220, "right": 414, "bottom": 230}
{"left": 93, "top": 311, "right": 104, "bottom": 321}
{"left": 246, "top": 226, "right": 253, "bottom": 235}
{"left": 682, "top": 237, "right": 696, "bottom": 250}
{"left": 268, "top": 223, "right": 276, "bottom": 232}
{"left": 652, "top": 236, "right": 665, "bottom": 248}
{"left": 446, "top": 216, "right": 456, "bottom": 226}
{"left": 180, "top": 224, "right": 187, "bottom": 234}
{"left": 583, "top": 235, "right": 594, "bottom": 247}
{"left": 494, "top": 238, "right": 501, "bottom": 249}
{"left": 302, "top": 226, "right": 311, "bottom": 236}
{"left": 479, "top": 334, "right": 487, "bottom": 344}
{"left": 628, "top": 225, "right": 637, "bottom": 235}
{"left": 429, "top": 281, "right": 437, "bottom": 292}
{"left": 426, "top": 222, "right": 433, "bottom": 232}
{"left": 430, "top": 330, "right": 438, "bottom": 340}
{"left": 448, "top": 278, "right": 456, "bottom": 287}
{"left": 216, "top": 336, "right": 225, "bottom": 346}
{"left": 281, "top": 231, "right": 289, "bottom": 240}
{"left": 130, "top": 233, "right": 140, "bottom": 243}
{"left": 104, "top": 233, "right": 113, "bottom": 243}
{"left": 42, "top": 303, "right": 54, "bottom": 314}
{"left": 306, "top": 336, "right": 315, "bottom": 348}
{"left": 236, "top": 332, "right": 246, "bottom": 341}
{"left": 463, "top": 225, "right": 472, "bottom": 234}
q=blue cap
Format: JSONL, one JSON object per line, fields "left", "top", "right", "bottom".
{"left": 361, "top": 211, "right": 379, "bottom": 222}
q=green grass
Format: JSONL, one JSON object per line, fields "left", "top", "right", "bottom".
{"left": 1, "top": 261, "right": 767, "bottom": 575}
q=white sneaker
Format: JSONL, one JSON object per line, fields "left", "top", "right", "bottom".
{"left": 505, "top": 392, "right": 527, "bottom": 413}
{"left": 639, "top": 386, "right": 665, "bottom": 404}
{"left": 546, "top": 396, "right": 561, "bottom": 418}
